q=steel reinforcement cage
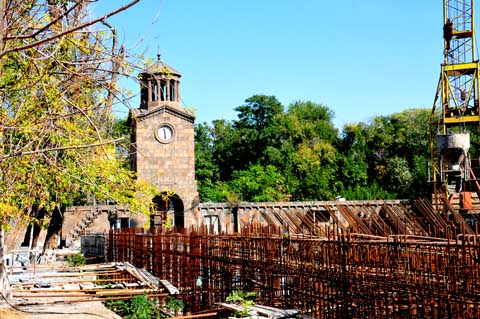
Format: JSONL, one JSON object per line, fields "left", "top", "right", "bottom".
{"left": 108, "top": 225, "right": 480, "bottom": 319}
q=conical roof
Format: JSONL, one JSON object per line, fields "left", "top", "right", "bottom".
{"left": 142, "top": 59, "right": 181, "bottom": 77}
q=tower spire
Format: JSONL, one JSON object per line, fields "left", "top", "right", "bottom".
{"left": 157, "top": 45, "right": 161, "bottom": 61}
{"left": 138, "top": 51, "right": 182, "bottom": 110}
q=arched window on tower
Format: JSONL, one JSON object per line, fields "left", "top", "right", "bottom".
{"left": 170, "top": 79, "right": 176, "bottom": 101}
{"left": 160, "top": 80, "right": 167, "bottom": 101}
{"left": 140, "top": 85, "right": 148, "bottom": 107}
{"left": 151, "top": 81, "right": 158, "bottom": 102}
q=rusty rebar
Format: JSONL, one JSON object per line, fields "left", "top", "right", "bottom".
{"left": 109, "top": 223, "right": 480, "bottom": 318}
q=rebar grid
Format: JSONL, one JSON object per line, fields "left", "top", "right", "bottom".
{"left": 108, "top": 225, "right": 480, "bottom": 319}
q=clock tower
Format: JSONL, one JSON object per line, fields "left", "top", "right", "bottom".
{"left": 129, "top": 54, "right": 198, "bottom": 228}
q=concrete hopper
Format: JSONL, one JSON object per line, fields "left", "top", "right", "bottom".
{"left": 436, "top": 133, "right": 470, "bottom": 169}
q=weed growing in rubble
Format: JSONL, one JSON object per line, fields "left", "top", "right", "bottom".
{"left": 226, "top": 290, "right": 257, "bottom": 317}
{"left": 105, "top": 299, "right": 129, "bottom": 317}
{"left": 164, "top": 295, "right": 185, "bottom": 314}
{"left": 128, "top": 292, "right": 161, "bottom": 319}
{"left": 105, "top": 292, "right": 166, "bottom": 319}
{"left": 66, "top": 253, "right": 86, "bottom": 267}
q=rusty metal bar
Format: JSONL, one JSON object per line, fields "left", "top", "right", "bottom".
{"left": 109, "top": 223, "right": 480, "bottom": 318}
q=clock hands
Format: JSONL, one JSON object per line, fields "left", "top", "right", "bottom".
{"left": 157, "top": 124, "right": 173, "bottom": 143}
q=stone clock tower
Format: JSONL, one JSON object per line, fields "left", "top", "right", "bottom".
{"left": 129, "top": 55, "right": 197, "bottom": 228}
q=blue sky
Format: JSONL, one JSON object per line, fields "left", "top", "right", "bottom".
{"left": 95, "top": 0, "right": 449, "bottom": 129}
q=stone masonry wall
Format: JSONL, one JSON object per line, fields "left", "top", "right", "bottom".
{"left": 135, "top": 110, "right": 197, "bottom": 225}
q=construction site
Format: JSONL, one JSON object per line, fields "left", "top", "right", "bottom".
{"left": 5, "top": 0, "right": 480, "bottom": 318}
{"left": 105, "top": 197, "right": 480, "bottom": 319}
{"left": 105, "top": 0, "right": 480, "bottom": 317}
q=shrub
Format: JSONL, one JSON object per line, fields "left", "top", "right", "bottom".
{"left": 226, "top": 290, "right": 257, "bottom": 317}
{"left": 105, "top": 292, "right": 167, "bottom": 319}
{"left": 66, "top": 253, "right": 86, "bottom": 267}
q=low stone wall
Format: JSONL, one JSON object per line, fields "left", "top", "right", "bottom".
{"left": 197, "top": 199, "right": 409, "bottom": 234}
{"left": 60, "top": 200, "right": 413, "bottom": 246}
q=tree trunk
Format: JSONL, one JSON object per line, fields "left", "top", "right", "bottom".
{"left": 44, "top": 205, "right": 64, "bottom": 250}
{"left": 22, "top": 208, "right": 47, "bottom": 249}
{"left": 0, "top": 228, "right": 12, "bottom": 301}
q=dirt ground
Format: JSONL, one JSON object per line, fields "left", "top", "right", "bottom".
{"left": 0, "top": 301, "right": 121, "bottom": 319}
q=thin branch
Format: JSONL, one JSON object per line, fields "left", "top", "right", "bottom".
{"left": 0, "top": 0, "right": 140, "bottom": 58}
{"left": 101, "top": 20, "right": 121, "bottom": 114}
{"left": 61, "top": 95, "right": 104, "bottom": 144}
{"left": 0, "top": 137, "right": 125, "bottom": 160}
{"left": 4, "top": 1, "right": 82, "bottom": 40}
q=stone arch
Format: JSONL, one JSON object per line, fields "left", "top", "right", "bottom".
{"left": 151, "top": 192, "right": 185, "bottom": 229}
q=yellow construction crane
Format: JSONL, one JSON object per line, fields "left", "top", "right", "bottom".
{"left": 430, "top": 0, "right": 480, "bottom": 210}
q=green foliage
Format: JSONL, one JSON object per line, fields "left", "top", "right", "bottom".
{"left": 197, "top": 180, "right": 232, "bottom": 203}
{"left": 105, "top": 292, "right": 165, "bottom": 319}
{"left": 66, "top": 253, "right": 86, "bottom": 267}
{"left": 226, "top": 290, "right": 257, "bottom": 317}
{"left": 195, "top": 122, "right": 219, "bottom": 183}
{"left": 342, "top": 183, "right": 391, "bottom": 201}
{"left": 228, "top": 164, "right": 289, "bottom": 202}
{"left": 0, "top": 1, "right": 155, "bottom": 232}
{"left": 233, "top": 95, "right": 285, "bottom": 172}
{"left": 195, "top": 97, "right": 344, "bottom": 202}
{"left": 286, "top": 100, "right": 338, "bottom": 143}
{"left": 385, "top": 156, "right": 414, "bottom": 197}
{"left": 127, "top": 293, "right": 161, "bottom": 319}
{"left": 105, "top": 299, "right": 130, "bottom": 317}
{"left": 164, "top": 295, "right": 185, "bottom": 312}
{"left": 234, "top": 95, "right": 283, "bottom": 130}
{"left": 195, "top": 96, "right": 432, "bottom": 202}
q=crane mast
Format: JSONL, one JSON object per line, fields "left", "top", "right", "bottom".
{"left": 430, "top": 0, "right": 480, "bottom": 209}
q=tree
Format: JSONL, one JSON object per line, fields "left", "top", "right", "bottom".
{"left": 290, "top": 140, "right": 339, "bottom": 200}
{"left": 337, "top": 109, "right": 430, "bottom": 199}
{"left": 194, "top": 98, "right": 342, "bottom": 202}
{"left": 0, "top": 0, "right": 153, "bottom": 252}
{"left": 194, "top": 95, "right": 431, "bottom": 203}
{"left": 286, "top": 100, "right": 338, "bottom": 143}
{"left": 228, "top": 164, "right": 289, "bottom": 202}
{"left": 234, "top": 95, "right": 284, "bottom": 131}
{"left": 385, "top": 156, "right": 414, "bottom": 197}
{"left": 232, "top": 95, "right": 284, "bottom": 168}
{"left": 211, "top": 119, "right": 239, "bottom": 180}
{"left": 280, "top": 101, "right": 339, "bottom": 200}
{"left": 195, "top": 122, "right": 221, "bottom": 200}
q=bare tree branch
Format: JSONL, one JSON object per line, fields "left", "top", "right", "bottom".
{"left": 101, "top": 20, "right": 122, "bottom": 115}
{"left": 0, "top": 137, "right": 125, "bottom": 160}
{"left": 4, "top": 1, "right": 82, "bottom": 40}
{"left": 0, "top": 0, "right": 140, "bottom": 58}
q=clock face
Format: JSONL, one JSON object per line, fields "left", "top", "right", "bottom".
{"left": 155, "top": 124, "right": 175, "bottom": 143}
